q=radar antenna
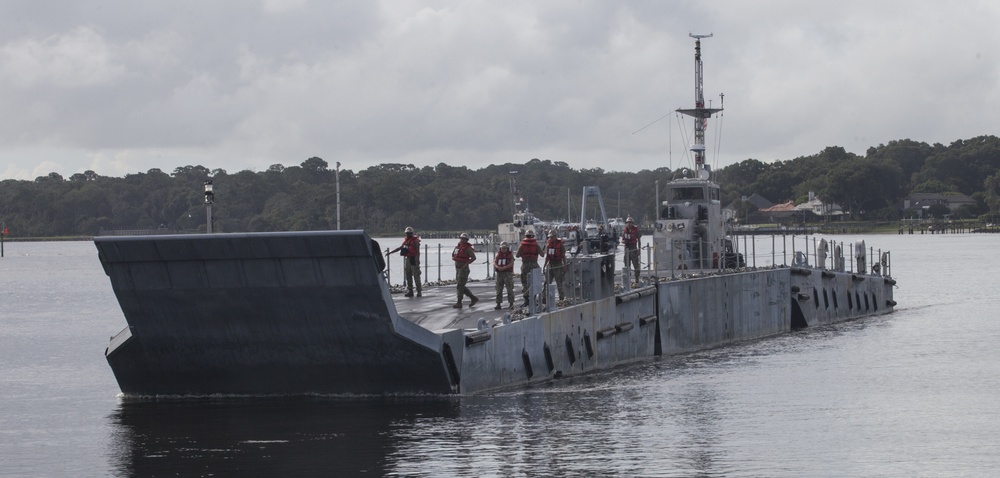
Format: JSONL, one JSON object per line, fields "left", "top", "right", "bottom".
{"left": 676, "top": 33, "right": 723, "bottom": 175}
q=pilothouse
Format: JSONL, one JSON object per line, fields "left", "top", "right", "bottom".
{"left": 652, "top": 34, "right": 739, "bottom": 271}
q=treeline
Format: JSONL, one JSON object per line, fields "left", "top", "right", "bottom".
{"left": 718, "top": 136, "right": 1000, "bottom": 221}
{"left": 2, "top": 136, "right": 1000, "bottom": 237}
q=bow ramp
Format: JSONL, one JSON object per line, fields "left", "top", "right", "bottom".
{"left": 97, "top": 230, "right": 455, "bottom": 396}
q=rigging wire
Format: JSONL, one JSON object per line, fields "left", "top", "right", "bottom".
{"left": 668, "top": 112, "right": 673, "bottom": 172}
{"left": 712, "top": 92, "right": 725, "bottom": 175}
{"left": 675, "top": 112, "right": 693, "bottom": 171}
{"left": 667, "top": 113, "right": 674, "bottom": 172}
{"left": 713, "top": 111, "right": 724, "bottom": 175}
{"left": 631, "top": 113, "right": 672, "bottom": 135}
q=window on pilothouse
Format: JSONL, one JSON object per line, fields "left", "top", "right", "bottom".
{"left": 672, "top": 187, "right": 704, "bottom": 201}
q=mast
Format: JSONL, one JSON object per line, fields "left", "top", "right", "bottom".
{"left": 676, "top": 33, "right": 723, "bottom": 176}
{"left": 509, "top": 170, "right": 522, "bottom": 216}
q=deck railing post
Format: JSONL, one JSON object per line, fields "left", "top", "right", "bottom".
{"left": 645, "top": 243, "right": 651, "bottom": 276}
{"left": 782, "top": 234, "right": 787, "bottom": 266}
{"left": 384, "top": 248, "right": 392, "bottom": 285}
{"left": 771, "top": 235, "right": 775, "bottom": 268}
{"left": 486, "top": 240, "right": 493, "bottom": 280}
{"left": 791, "top": 235, "right": 796, "bottom": 266}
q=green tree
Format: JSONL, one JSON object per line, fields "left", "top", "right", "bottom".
{"left": 927, "top": 203, "right": 950, "bottom": 219}
{"left": 821, "top": 157, "right": 903, "bottom": 218}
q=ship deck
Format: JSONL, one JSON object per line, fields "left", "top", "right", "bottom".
{"left": 390, "top": 279, "right": 521, "bottom": 332}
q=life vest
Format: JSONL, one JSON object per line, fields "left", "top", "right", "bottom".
{"left": 518, "top": 238, "right": 539, "bottom": 260}
{"left": 452, "top": 242, "right": 475, "bottom": 265}
{"left": 623, "top": 224, "right": 640, "bottom": 247}
{"left": 494, "top": 249, "right": 515, "bottom": 271}
{"left": 545, "top": 238, "right": 565, "bottom": 263}
{"left": 400, "top": 235, "right": 420, "bottom": 257}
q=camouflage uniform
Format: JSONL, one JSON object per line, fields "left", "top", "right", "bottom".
{"left": 622, "top": 220, "right": 641, "bottom": 283}
{"left": 516, "top": 234, "right": 543, "bottom": 302}
{"left": 493, "top": 245, "right": 515, "bottom": 308}
{"left": 544, "top": 235, "right": 566, "bottom": 301}
{"left": 452, "top": 236, "right": 478, "bottom": 308}
{"left": 389, "top": 228, "right": 422, "bottom": 297}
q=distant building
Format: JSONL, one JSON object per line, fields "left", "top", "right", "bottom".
{"left": 742, "top": 193, "right": 775, "bottom": 210}
{"left": 795, "top": 191, "right": 844, "bottom": 220}
{"left": 755, "top": 192, "right": 842, "bottom": 223}
{"left": 903, "top": 193, "right": 976, "bottom": 216}
{"left": 725, "top": 194, "right": 774, "bottom": 224}
{"left": 758, "top": 200, "right": 804, "bottom": 223}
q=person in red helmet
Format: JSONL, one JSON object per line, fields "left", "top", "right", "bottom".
{"left": 621, "top": 216, "right": 641, "bottom": 283}
{"left": 543, "top": 229, "right": 566, "bottom": 301}
{"left": 388, "top": 226, "right": 422, "bottom": 297}
{"left": 515, "top": 229, "right": 542, "bottom": 305}
{"left": 452, "top": 233, "right": 478, "bottom": 308}
{"left": 493, "top": 241, "right": 515, "bottom": 309}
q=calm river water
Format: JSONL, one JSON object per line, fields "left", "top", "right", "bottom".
{"left": 1, "top": 233, "right": 997, "bottom": 477}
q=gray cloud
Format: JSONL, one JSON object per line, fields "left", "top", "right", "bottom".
{"left": 1, "top": 0, "right": 998, "bottom": 180}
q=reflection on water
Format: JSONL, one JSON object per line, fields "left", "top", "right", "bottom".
{"left": 107, "top": 397, "right": 461, "bottom": 476}
{"left": 105, "top": 373, "right": 753, "bottom": 477}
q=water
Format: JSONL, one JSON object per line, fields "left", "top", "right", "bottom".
{"left": 1, "top": 234, "right": 998, "bottom": 477}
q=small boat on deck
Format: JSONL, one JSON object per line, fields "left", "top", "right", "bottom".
{"left": 496, "top": 172, "right": 543, "bottom": 251}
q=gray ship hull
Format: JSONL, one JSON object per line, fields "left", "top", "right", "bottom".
{"left": 97, "top": 230, "right": 895, "bottom": 396}
{"left": 98, "top": 231, "right": 454, "bottom": 395}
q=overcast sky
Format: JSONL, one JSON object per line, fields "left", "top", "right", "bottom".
{"left": 1, "top": 1, "right": 998, "bottom": 180}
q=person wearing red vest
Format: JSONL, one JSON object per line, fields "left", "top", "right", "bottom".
{"left": 621, "top": 216, "right": 641, "bottom": 283}
{"left": 388, "top": 226, "right": 422, "bottom": 297}
{"left": 493, "top": 241, "right": 515, "bottom": 309}
{"left": 452, "top": 233, "right": 478, "bottom": 308}
{"left": 544, "top": 229, "right": 566, "bottom": 301}
{"left": 515, "top": 229, "right": 543, "bottom": 305}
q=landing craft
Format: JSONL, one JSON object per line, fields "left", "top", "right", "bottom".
{"left": 97, "top": 33, "right": 896, "bottom": 396}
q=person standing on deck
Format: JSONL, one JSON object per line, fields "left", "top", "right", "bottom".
{"left": 516, "top": 230, "right": 543, "bottom": 305}
{"left": 544, "top": 229, "right": 566, "bottom": 301}
{"left": 598, "top": 224, "right": 611, "bottom": 253}
{"left": 622, "top": 216, "right": 641, "bottom": 284}
{"left": 387, "top": 226, "right": 422, "bottom": 297}
{"left": 452, "top": 233, "right": 478, "bottom": 308}
{"left": 493, "top": 241, "right": 516, "bottom": 309}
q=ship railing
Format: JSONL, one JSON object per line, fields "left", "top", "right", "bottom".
{"left": 729, "top": 233, "right": 892, "bottom": 278}
{"left": 650, "top": 234, "right": 893, "bottom": 280}
{"left": 382, "top": 233, "right": 893, "bottom": 293}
